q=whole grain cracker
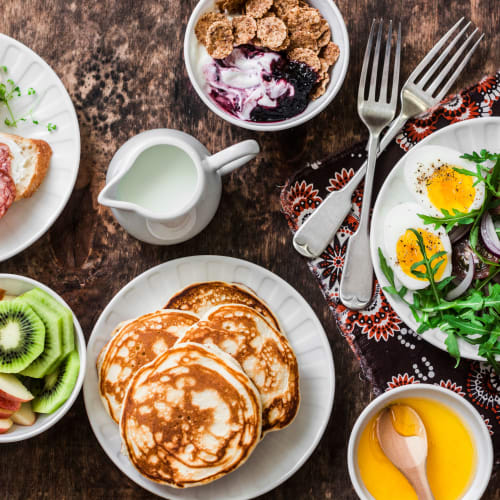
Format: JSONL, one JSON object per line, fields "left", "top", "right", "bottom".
{"left": 311, "top": 73, "right": 329, "bottom": 99}
{"left": 286, "top": 6, "right": 322, "bottom": 36}
{"left": 218, "top": 0, "right": 246, "bottom": 13}
{"left": 232, "top": 15, "right": 257, "bottom": 45}
{"left": 273, "top": 0, "right": 299, "bottom": 18}
{"left": 317, "top": 26, "right": 331, "bottom": 48}
{"left": 245, "top": 0, "right": 273, "bottom": 18}
{"left": 274, "top": 36, "right": 290, "bottom": 51}
{"left": 289, "top": 30, "right": 318, "bottom": 52}
{"left": 321, "top": 41, "right": 340, "bottom": 65}
{"left": 195, "top": 12, "right": 227, "bottom": 45}
{"left": 207, "top": 21, "right": 235, "bottom": 59}
{"left": 319, "top": 57, "right": 329, "bottom": 75}
{"left": 288, "top": 47, "right": 321, "bottom": 73}
{"left": 257, "top": 16, "right": 288, "bottom": 50}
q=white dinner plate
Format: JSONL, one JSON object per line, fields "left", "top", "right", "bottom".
{"left": 371, "top": 117, "right": 500, "bottom": 360}
{"left": 83, "top": 255, "right": 335, "bottom": 499}
{"left": 0, "top": 34, "right": 80, "bottom": 262}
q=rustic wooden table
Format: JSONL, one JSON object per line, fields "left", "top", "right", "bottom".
{"left": 1, "top": 0, "right": 498, "bottom": 498}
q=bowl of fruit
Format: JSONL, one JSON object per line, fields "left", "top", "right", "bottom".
{"left": 0, "top": 274, "right": 85, "bottom": 442}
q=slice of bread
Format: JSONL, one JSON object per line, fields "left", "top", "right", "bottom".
{"left": 0, "top": 132, "right": 52, "bottom": 201}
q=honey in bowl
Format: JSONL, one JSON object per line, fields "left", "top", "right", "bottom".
{"left": 357, "top": 397, "right": 475, "bottom": 500}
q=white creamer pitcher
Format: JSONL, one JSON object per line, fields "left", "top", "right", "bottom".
{"left": 98, "top": 129, "right": 259, "bottom": 245}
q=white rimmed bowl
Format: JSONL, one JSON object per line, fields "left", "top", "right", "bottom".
{"left": 347, "top": 384, "right": 493, "bottom": 500}
{"left": 184, "top": 0, "right": 349, "bottom": 131}
{"left": 0, "top": 274, "right": 86, "bottom": 443}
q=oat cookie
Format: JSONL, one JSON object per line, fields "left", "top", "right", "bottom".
{"left": 257, "top": 16, "right": 288, "bottom": 49}
{"left": 207, "top": 21, "right": 235, "bottom": 59}
{"left": 311, "top": 73, "right": 329, "bottom": 99}
{"left": 289, "top": 30, "right": 318, "bottom": 52}
{"left": 273, "top": 0, "right": 299, "bottom": 18}
{"left": 288, "top": 47, "right": 321, "bottom": 73}
{"left": 233, "top": 15, "right": 257, "bottom": 45}
{"left": 245, "top": 0, "right": 273, "bottom": 18}
{"left": 320, "top": 41, "right": 340, "bottom": 65}
{"left": 195, "top": 12, "right": 227, "bottom": 44}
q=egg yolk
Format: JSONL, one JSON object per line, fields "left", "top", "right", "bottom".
{"left": 396, "top": 229, "right": 447, "bottom": 281}
{"left": 426, "top": 164, "right": 475, "bottom": 213}
{"left": 357, "top": 398, "right": 475, "bottom": 500}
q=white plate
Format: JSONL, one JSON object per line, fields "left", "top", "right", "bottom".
{"left": 83, "top": 255, "right": 335, "bottom": 499}
{"left": 0, "top": 34, "right": 80, "bottom": 262}
{"left": 371, "top": 117, "right": 500, "bottom": 360}
{"left": 0, "top": 274, "right": 86, "bottom": 443}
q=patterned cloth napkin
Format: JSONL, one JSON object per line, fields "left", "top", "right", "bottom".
{"left": 280, "top": 72, "right": 500, "bottom": 462}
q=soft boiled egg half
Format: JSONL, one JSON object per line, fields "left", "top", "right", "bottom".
{"left": 384, "top": 202, "right": 452, "bottom": 290}
{"left": 404, "top": 145, "right": 485, "bottom": 217}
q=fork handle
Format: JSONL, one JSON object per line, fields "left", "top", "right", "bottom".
{"left": 339, "top": 133, "right": 379, "bottom": 309}
{"left": 293, "top": 113, "right": 408, "bottom": 259}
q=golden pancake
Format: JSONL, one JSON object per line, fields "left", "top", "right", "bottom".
{"left": 179, "top": 304, "right": 299, "bottom": 434}
{"left": 164, "top": 281, "right": 282, "bottom": 332}
{"left": 97, "top": 310, "right": 199, "bottom": 423}
{"left": 120, "top": 342, "right": 262, "bottom": 488}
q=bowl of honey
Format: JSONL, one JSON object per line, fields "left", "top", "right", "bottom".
{"left": 347, "top": 384, "right": 493, "bottom": 500}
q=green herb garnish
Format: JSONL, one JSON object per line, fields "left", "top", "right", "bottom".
{"left": 0, "top": 66, "right": 57, "bottom": 131}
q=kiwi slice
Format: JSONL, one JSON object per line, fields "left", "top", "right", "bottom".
{"left": 0, "top": 301, "right": 45, "bottom": 373}
{"left": 32, "top": 350, "right": 80, "bottom": 414}
{"left": 18, "top": 296, "right": 63, "bottom": 378}
{"left": 16, "top": 375, "right": 45, "bottom": 397}
{"left": 19, "top": 288, "right": 75, "bottom": 357}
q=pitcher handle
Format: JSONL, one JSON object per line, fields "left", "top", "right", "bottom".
{"left": 145, "top": 211, "right": 197, "bottom": 242}
{"left": 205, "top": 139, "right": 260, "bottom": 176}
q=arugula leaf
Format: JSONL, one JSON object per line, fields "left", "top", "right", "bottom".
{"left": 417, "top": 208, "right": 478, "bottom": 232}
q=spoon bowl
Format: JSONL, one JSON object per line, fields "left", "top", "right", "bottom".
{"left": 376, "top": 404, "right": 434, "bottom": 500}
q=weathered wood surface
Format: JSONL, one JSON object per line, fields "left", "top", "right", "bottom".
{"left": 0, "top": 0, "right": 498, "bottom": 498}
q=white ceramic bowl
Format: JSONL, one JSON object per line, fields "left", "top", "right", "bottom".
{"left": 347, "top": 384, "right": 493, "bottom": 500}
{"left": 0, "top": 274, "right": 86, "bottom": 443}
{"left": 184, "top": 0, "right": 349, "bottom": 131}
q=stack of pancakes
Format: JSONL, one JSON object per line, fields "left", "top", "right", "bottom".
{"left": 97, "top": 281, "right": 300, "bottom": 488}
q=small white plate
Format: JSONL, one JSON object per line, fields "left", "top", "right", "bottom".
{"left": 0, "top": 34, "right": 80, "bottom": 262}
{"left": 0, "top": 274, "right": 86, "bottom": 443}
{"left": 371, "top": 117, "right": 500, "bottom": 360}
{"left": 83, "top": 255, "right": 335, "bottom": 499}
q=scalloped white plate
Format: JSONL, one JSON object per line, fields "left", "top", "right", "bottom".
{"left": 0, "top": 34, "right": 80, "bottom": 262}
{"left": 371, "top": 117, "right": 500, "bottom": 361}
{"left": 83, "top": 256, "right": 335, "bottom": 499}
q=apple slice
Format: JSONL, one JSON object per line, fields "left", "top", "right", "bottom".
{"left": 0, "top": 418, "right": 13, "bottom": 434}
{"left": 11, "top": 402, "right": 36, "bottom": 426}
{"left": 0, "top": 395, "right": 21, "bottom": 412}
{"left": 0, "top": 374, "right": 34, "bottom": 403}
{"left": 0, "top": 407, "right": 15, "bottom": 418}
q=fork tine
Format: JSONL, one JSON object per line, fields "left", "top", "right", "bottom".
{"left": 434, "top": 33, "right": 484, "bottom": 101}
{"left": 406, "top": 17, "right": 465, "bottom": 84}
{"left": 416, "top": 21, "right": 471, "bottom": 88}
{"left": 358, "top": 19, "right": 377, "bottom": 105}
{"left": 368, "top": 20, "right": 384, "bottom": 100}
{"left": 427, "top": 29, "right": 481, "bottom": 96}
{"left": 390, "top": 22, "right": 401, "bottom": 106}
{"left": 379, "top": 20, "right": 393, "bottom": 102}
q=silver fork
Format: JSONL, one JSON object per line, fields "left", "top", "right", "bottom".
{"left": 339, "top": 19, "right": 400, "bottom": 310}
{"left": 293, "top": 18, "right": 484, "bottom": 259}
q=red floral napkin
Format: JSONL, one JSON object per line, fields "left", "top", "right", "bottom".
{"left": 280, "top": 72, "right": 500, "bottom": 462}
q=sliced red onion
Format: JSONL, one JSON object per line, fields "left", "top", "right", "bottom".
{"left": 446, "top": 253, "right": 474, "bottom": 300}
{"left": 449, "top": 223, "right": 471, "bottom": 243}
{"left": 480, "top": 212, "right": 500, "bottom": 257}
